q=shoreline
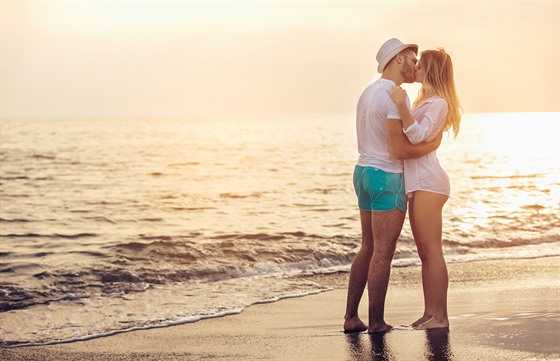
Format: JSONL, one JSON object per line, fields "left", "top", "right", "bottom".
{"left": 303, "top": 254, "right": 560, "bottom": 289}
{"left": 1, "top": 256, "right": 559, "bottom": 360}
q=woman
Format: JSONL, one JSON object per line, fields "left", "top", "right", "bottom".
{"left": 387, "top": 48, "right": 462, "bottom": 330}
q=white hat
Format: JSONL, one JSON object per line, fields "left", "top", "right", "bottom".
{"left": 376, "top": 38, "right": 418, "bottom": 73}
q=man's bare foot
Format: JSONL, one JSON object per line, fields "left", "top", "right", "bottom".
{"left": 368, "top": 322, "right": 393, "bottom": 333}
{"left": 415, "top": 317, "right": 449, "bottom": 330}
{"left": 344, "top": 316, "right": 368, "bottom": 333}
{"left": 410, "top": 314, "right": 433, "bottom": 328}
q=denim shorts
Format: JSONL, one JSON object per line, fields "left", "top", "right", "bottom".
{"left": 353, "top": 165, "right": 407, "bottom": 212}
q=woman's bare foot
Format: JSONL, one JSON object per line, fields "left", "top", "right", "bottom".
{"left": 410, "top": 314, "right": 433, "bottom": 328}
{"left": 368, "top": 322, "right": 393, "bottom": 333}
{"left": 344, "top": 316, "right": 368, "bottom": 333}
{"left": 415, "top": 317, "right": 449, "bottom": 330}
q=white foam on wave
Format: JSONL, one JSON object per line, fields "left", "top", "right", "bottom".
{"left": 231, "top": 241, "right": 560, "bottom": 278}
{"left": 4, "top": 288, "right": 332, "bottom": 348}
{"left": 2, "top": 309, "right": 241, "bottom": 348}
{"left": 0, "top": 274, "right": 331, "bottom": 348}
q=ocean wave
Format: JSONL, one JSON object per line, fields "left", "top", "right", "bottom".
{"left": 2, "top": 229, "right": 557, "bottom": 314}
{"left": 0, "top": 233, "right": 355, "bottom": 312}
{"left": 219, "top": 192, "right": 263, "bottom": 199}
{"left": 0, "top": 233, "right": 98, "bottom": 239}
{"left": 168, "top": 162, "right": 200, "bottom": 167}
{"left": 0, "top": 194, "right": 30, "bottom": 198}
{"left": 210, "top": 233, "right": 287, "bottom": 241}
{"left": 0, "top": 218, "right": 31, "bottom": 223}
{"left": 444, "top": 235, "right": 560, "bottom": 249}
{"left": 169, "top": 206, "right": 216, "bottom": 211}
{"left": 0, "top": 284, "right": 55, "bottom": 312}
{"left": 31, "top": 154, "right": 56, "bottom": 160}
{"left": 139, "top": 217, "right": 164, "bottom": 222}
{"left": 0, "top": 176, "right": 29, "bottom": 180}
{"left": 84, "top": 216, "right": 116, "bottom": 223}
{"left": 469, "top": 174, "right": 544, "bottom": 179}
{"left": 68, "top": 250, "right": 106, "bottom": 257}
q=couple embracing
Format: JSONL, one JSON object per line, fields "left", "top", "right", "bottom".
{"left": 344, "top": 38, "right": 463, "bottom": 333}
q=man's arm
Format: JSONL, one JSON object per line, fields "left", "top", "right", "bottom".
{"left": 386, "top": 118, "right": 442, "bottom": 160}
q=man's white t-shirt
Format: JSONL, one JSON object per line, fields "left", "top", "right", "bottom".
{"left": 356, "top": 78, "right": 411, "bottom": 174}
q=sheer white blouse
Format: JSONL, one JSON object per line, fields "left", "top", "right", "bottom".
{"left": 403, "top": 96, "right": 450, "bottom": 197}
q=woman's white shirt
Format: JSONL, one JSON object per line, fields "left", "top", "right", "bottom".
{"left": 404, "top": 96, "right": 448, "bottom": 144}
{"left": 403, "top": 96, "right": 450, "bottom": 197}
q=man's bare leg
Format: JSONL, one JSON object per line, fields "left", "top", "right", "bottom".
{"left": 344, "top": 210, "right": 374, "bottom": 332}
{"left": 368, "top": 208, "right": 405, "bottom": 333}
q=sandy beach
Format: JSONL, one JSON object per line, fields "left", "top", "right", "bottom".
{"left": 1, "top": 256, "right": 558, "bottom": 360}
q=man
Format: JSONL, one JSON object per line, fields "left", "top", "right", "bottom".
{"left": 343, "top": 38, "right": 442, "bottom": 333}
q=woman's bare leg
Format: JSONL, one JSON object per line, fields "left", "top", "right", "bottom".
{"left": 408, "top": 196, "right": 434, "bottom": 327}
{"left": 410, "top": 191, "right": 449, "bottom": 330}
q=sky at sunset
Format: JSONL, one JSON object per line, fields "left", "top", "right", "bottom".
{"left": 1, "top": 1, "right": 559, "bottom": 118}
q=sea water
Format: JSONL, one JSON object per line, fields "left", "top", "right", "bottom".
{"left": 0, "top": 112, "right": 558, "bottom": 346}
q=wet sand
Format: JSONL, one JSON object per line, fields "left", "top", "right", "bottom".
{"left": 1, "top": 256, "right": 559, "bottom": 360}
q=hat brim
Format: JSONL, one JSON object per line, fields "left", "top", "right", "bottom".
{"left": 377, "top": 44, "right": 418, "bottom": 73}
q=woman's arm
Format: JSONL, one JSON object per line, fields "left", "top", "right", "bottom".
{"left": 386, "top": 86, "right": 415, "bottom": 130}
{"left": 387, "top": 87, "right": 448, "bottom": 145}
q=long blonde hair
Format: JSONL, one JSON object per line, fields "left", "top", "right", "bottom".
{"left": 412, "top": 48, "right": 463, "bottom": 138}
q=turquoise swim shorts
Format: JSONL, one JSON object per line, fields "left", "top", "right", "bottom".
{"left": 353, "top": 165, "right": 407, "bottom": 212}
